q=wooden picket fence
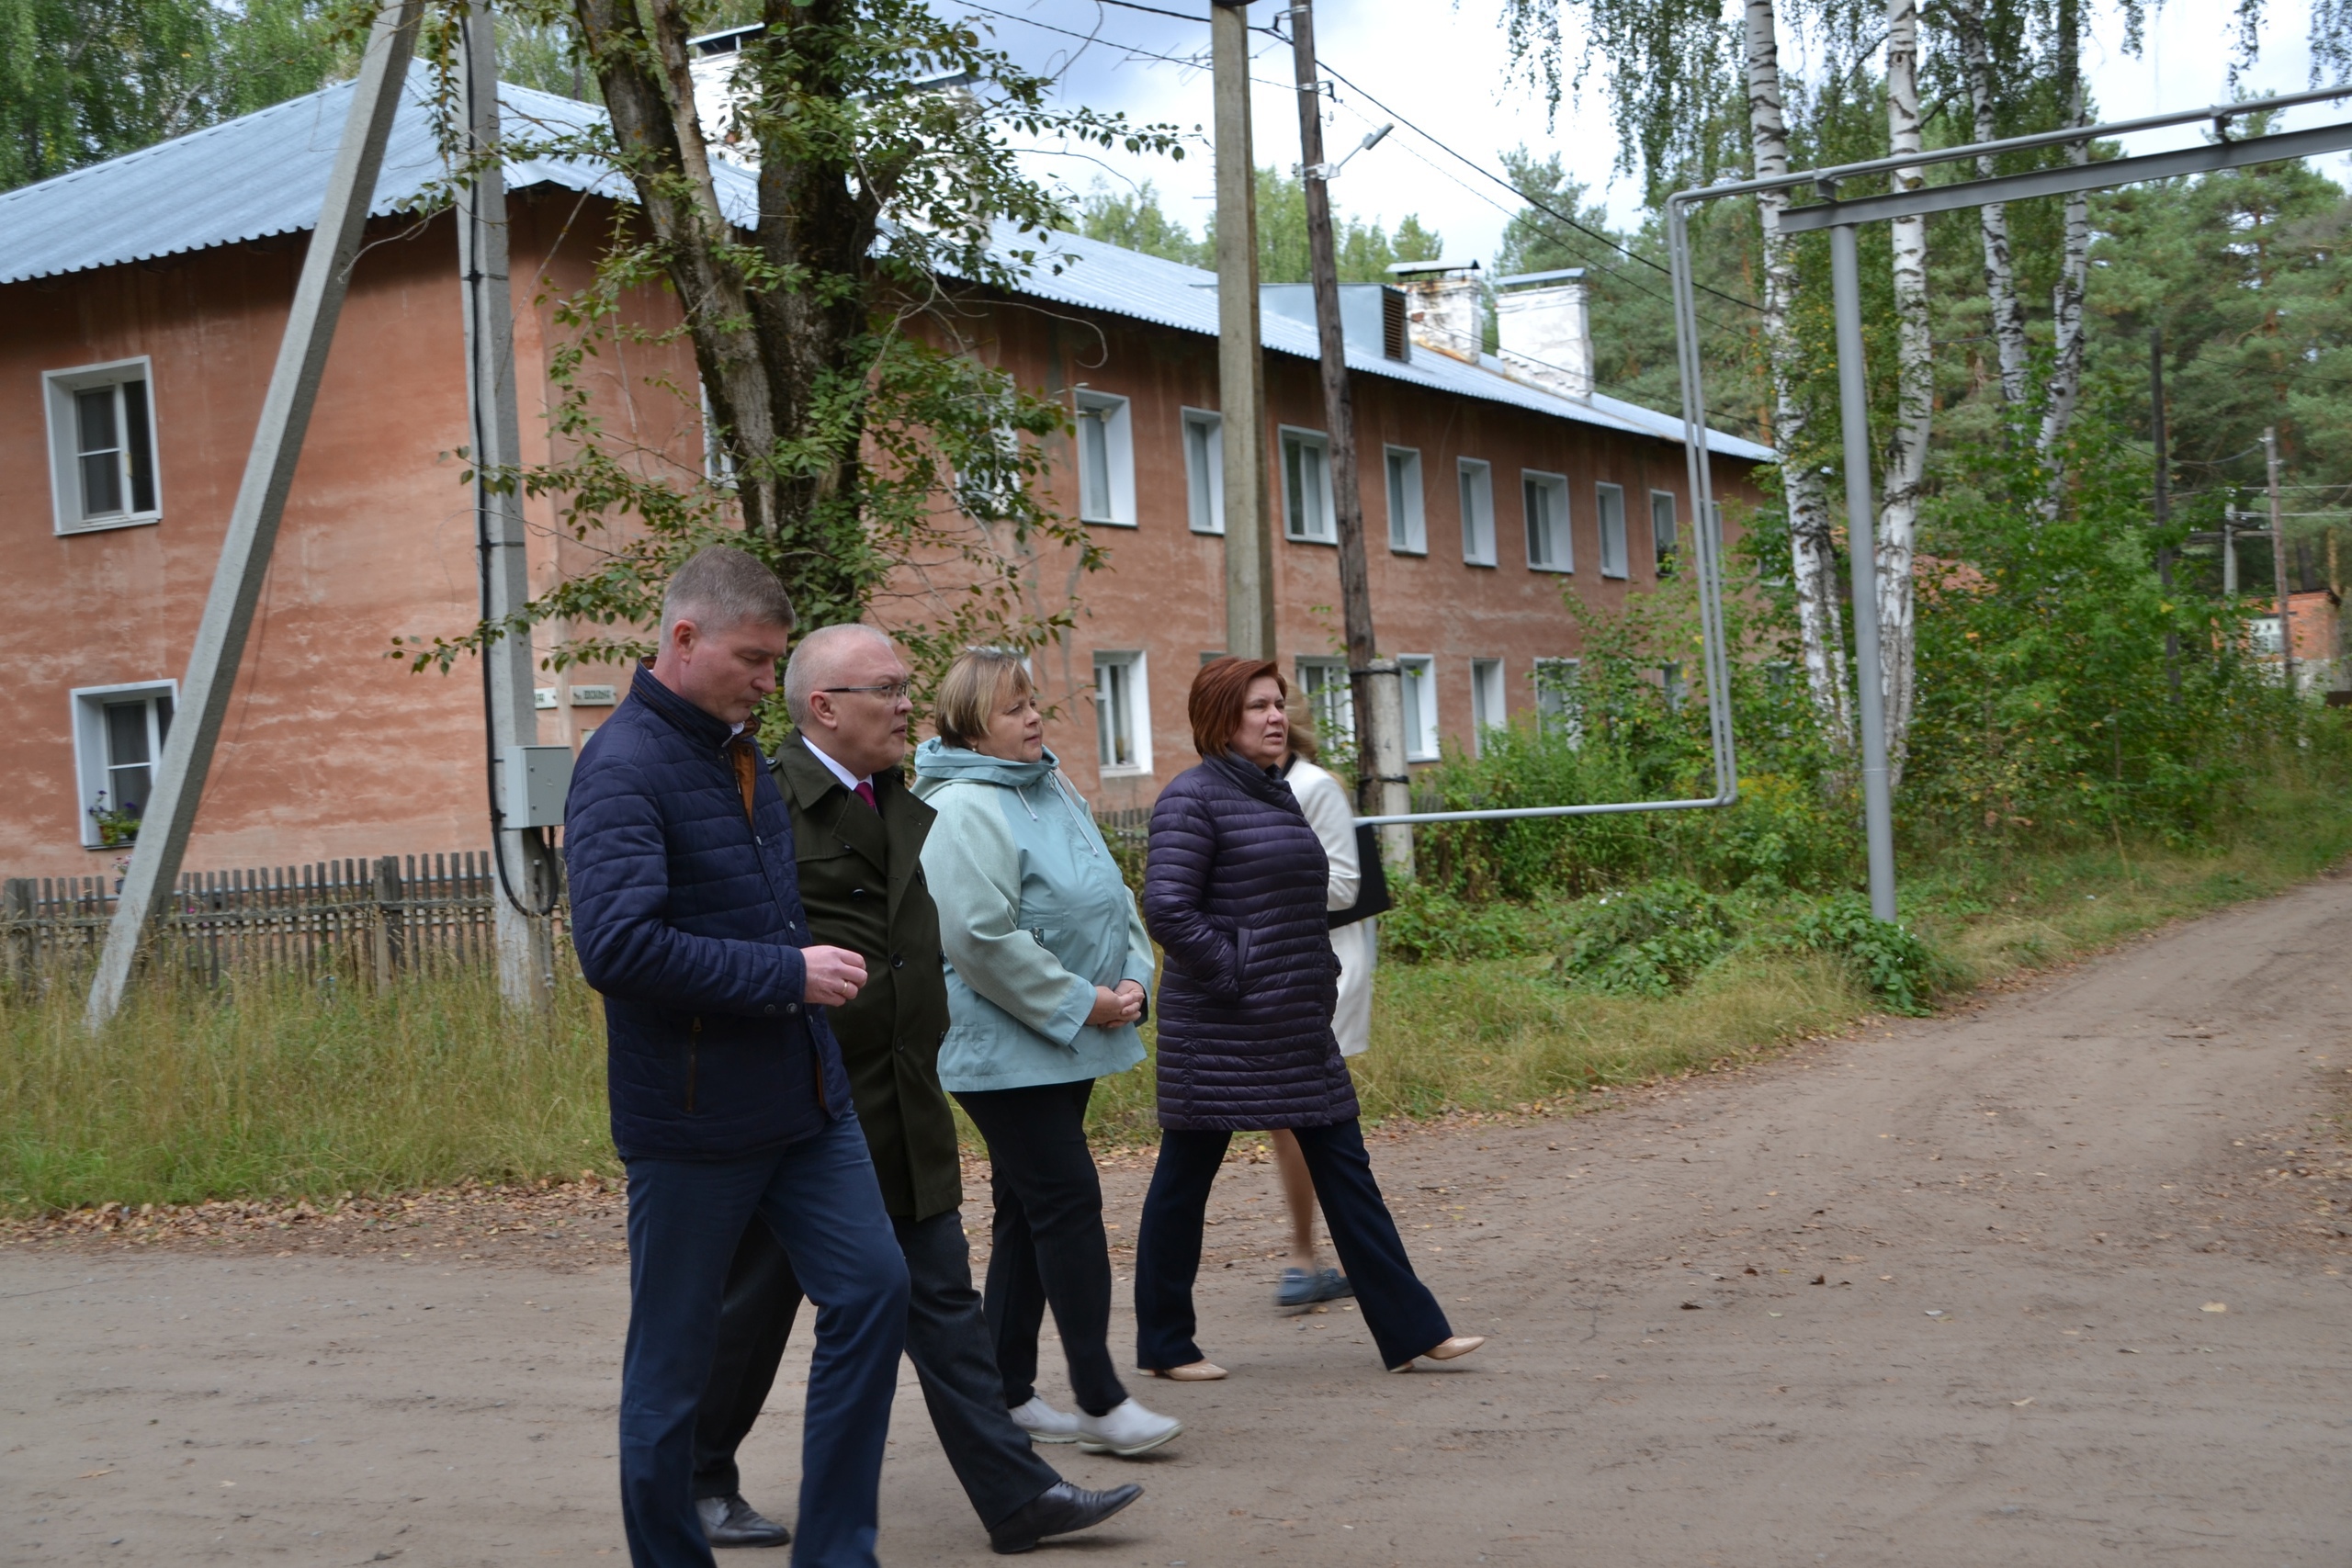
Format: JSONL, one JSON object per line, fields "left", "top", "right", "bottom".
{"left": 0, "top": 852, "right": 563, "bottom": 987}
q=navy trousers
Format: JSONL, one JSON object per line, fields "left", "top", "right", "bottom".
{"left": 1135, "top": 1117, "right": 1450, "bottom": 1373}
{"left": 692, "top": 1208, "right": 1060, "bottom": 1531}
{"left": 620, "top": 1114, "right": 909, "bottom": 1568}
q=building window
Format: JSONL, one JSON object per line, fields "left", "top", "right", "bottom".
{"left": 72, "top": 682, "right": 175, "bottom": 847}
{"left": 1458, "top": 458, "right": 1496, "bottom": 566}
{"left": 1522, "top": 471, "right": 1572, "bottom": 572}
{"left": 1074, "top": 390, "right": 1136, "bottom": 526}
{"left": 1650, "top": 490, "right": 1679, "bottom": 573}
{"left": 1093, "top": 650, "right": 1151, "bottom": 774}
{"left": 1397, "top": 655, "right": 1439, "bottom": 761}
{"left": 45, "top": 358, "right": 161, "bottom": 535}
{"left": 1470, "top": 658, "right": 1506, "bottom": 755}
{"left": 1385, "top": 446, "right": 1426, "bottom": 554}
{"left": 1182, "top": 409, "right": 1224, "bottom": 535}
{"left": 1597, "top": 482, "right": 1629, "bottom": 578}
{"left": 955, "top": 423, "right": 1023, "bottom": 520}
{"left": 1282, "top": 427, "right": 1334, "bottom": 543}
{"left": 1532, "top": 658, "right": 1582, "bottom": 746}
{"left": 1295, "top": 657, "right": 1356, "bottom": 751}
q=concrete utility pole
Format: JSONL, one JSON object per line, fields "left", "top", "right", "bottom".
{"left": 1211, "top": 0, "right": 1274, "bottom": 660}
{"left": 85, "top": 0, "right": 425, "bottom": 1030}
{"left": 2266, "top": 425, "right": 2296, "bottom": 695}
{"left": 460, "top": 0, "right": 558, "bottom": 1010}
{"left": 1285, "top": 0, "right": 1408, "bottom": 870}
{"left": 2151, "top": 327, "right": 2180, "bottom": 701}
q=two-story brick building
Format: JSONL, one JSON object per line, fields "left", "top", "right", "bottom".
{"left": 0, "top": 69, "right": 1768, "bottom": 878}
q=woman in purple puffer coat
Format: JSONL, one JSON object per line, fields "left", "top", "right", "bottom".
{"left": 1133, "top": 657, "right": 1487, "bottom": 1379}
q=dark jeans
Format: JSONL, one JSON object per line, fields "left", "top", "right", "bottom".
{"left": 620, "top": 1115, "right": 908, "bottom": 1568}
{"left": 1135, "top": 1117, "right": 1451, "bottom": 1372}
{"left": 954, "top": 1079, "right": 1128, "bottom": 1418}
{"left": 694, "top": 1207, "right": 1061, "bottom": 1531}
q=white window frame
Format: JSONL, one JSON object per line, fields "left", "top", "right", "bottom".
{"left": 1532, "top": 658, "right": 1583, "bottom": 746}
{"left": 45, "top": 357, "right": 163, "bottom": 536}
{"left": 1470, "top": 658, "right": 1506, "bottom": 754}
{"left": 1457, "top": 457, "right": 1496, "bottom": 566}
{"left": 1295, "top": 656, "right": 1356, "bottom": 751}
{"left": 1597, "top": 482, "right": 1629, "bottom": 579}
{"left": 1649, "top": 489, "right": 1679, "bottom": 572}
{"left": 1182, "top": 408, "right": 1224, "bottom": 535}
{"left": 1073, "top": 389, "right": 1136, "bottom": 526}
{"left": 1396, "top": 654, "right": 1439, "bottom": 761}
{"left": 70, "top": 680, "right": 177, "bottom": 848}
{"left": 1522, "top": 470, "right": 1573, "bottom": 572}
{"left": 954, "top": 423, "right": 1024, "bottom": 520}
{"left": 1281, "top": 426, "right": 1335, "bottom": 543}
{"left": 1092, "top": 650, "right": 1152, "bottom": 775}
{"left": 1384, "top": 446, "right": 1426, "bottom": 555}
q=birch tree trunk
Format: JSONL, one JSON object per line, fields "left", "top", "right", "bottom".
{"left": 1878, "top": 0, "right": 1931, "bottom": 785}
{"left": 1956, "top": 0, "right": 2029, "bottom": 405}
{"left": 1746, "top": 0, "right": 1851, "bottom": 754}
{"left": 2036, "top": 28, "right": 2091, "bottom": 512}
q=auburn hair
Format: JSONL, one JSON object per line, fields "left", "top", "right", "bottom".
{"left": 1188, "top": 656, "right": 1284, "bottom": 757}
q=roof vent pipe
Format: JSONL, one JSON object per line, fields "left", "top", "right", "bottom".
{"left": 1387, "top": 258, "right": 1483, "bottom": 364}
{"left": 1494, "top": 267, "right": 1593, "bottom": 400}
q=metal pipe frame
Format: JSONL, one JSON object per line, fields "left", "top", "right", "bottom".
{"left": 1663, "top": 89, "right": 2352, "bottom": 925}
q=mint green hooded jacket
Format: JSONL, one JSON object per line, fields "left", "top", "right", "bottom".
{"left": 911, "top": 739, "right": 1153, "bottom": 1093}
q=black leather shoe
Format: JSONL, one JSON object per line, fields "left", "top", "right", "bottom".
{"left": 989, "top": 1481, "right": 1144, "bottom": 1554}
{"left": 696, "top": 1494, "right": 792, "bottom": 1549}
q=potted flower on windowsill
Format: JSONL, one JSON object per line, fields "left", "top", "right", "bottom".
{"left": 89, "top": 793, "right": 142, "bottom": 848}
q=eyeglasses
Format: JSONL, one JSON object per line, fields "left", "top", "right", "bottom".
{"left": 821, "top": 682, "right": 913, "bottom": 702}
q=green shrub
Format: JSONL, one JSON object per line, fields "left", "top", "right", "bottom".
{"left": 1555, "top": 878, "right": 1739, "bottom": 998}
{"left": 1380, "top": 880, "right": 1567, "bottom": 964}
{"left": 1787, "top": 894, "right": 1937, "bottom": 1014}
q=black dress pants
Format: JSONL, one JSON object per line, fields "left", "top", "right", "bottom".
{"left": 1135, "top": 1117, "right": 1451, "bottom": 1372}
{"left": 693, "top": 1207, "right": 1059, "bottom": 1532}
{"left": 953, "top": 1079, "right": 1129, "bottom": 1418}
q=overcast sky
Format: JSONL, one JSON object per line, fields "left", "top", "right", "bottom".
{"left": 966, "top": 0, "right": 2344, "bottom": 265}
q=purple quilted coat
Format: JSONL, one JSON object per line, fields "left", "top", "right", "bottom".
{"left": 1143, "top": 754, "right": 1359, "bottom": 1131}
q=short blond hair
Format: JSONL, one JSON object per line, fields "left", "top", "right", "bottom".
{"left": 934, "top": 648, "right": 1034, "bottom": 749}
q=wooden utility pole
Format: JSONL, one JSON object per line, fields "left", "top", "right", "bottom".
{"left": 2151, "top": 327, "right": 2180, "bottom": 700}
{"left": 2267, "top": 426, "right": 2296, "bottom": 695}
{"left": 1286, "top": 0, "right": 1408, "bottom": 862}
{"left": 1211, "top": 0, "right": 1274, "bottom": 660}
{"left": 85, "top": 0, "right": 425, "bottom": 1029}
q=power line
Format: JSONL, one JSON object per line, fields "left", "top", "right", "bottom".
{"left": 1299, "top": 51, "right": 1766, "bottom": 316}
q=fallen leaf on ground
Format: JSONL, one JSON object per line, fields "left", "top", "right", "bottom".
{"left": 2011, "top": 1397, "right": 2034, "bottom": 1406}
{"left": 2200, "top": 1302, "right": 2228, "bottom": 1313}
{"left": 77, "top": 1469, "right": 114, "bottom": 1479}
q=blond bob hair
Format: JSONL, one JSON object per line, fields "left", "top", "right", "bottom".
{"left": 933, "top": 648, "right": 1035, "bottom": 749}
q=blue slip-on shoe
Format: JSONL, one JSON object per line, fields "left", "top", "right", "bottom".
{"left": 1276, "top": 1266, "right": 1352, "bottom": 1315}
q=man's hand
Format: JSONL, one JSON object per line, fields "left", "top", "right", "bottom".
{"left": 803, "top": 946, "right": 868, "bottom": 1008}
{"left": 1089, "top": 983, "right": 1145, "bottom": 1028}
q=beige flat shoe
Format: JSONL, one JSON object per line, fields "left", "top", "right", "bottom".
{"left": 1142, "top": 1359, "right": 1228, "bottom": 1382}
{"left": 1390, "top": 1335, "right": 1487, "bottom": 1372}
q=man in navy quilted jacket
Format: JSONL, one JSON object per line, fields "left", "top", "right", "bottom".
{"left": 566, "top": 545, "right": 910, "bottom": 1568}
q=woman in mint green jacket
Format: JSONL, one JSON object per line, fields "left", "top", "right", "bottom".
{"left": 912, "top": 649, "right": 1177, "bottom": 1459}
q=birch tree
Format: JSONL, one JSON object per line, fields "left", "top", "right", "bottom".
{"left": 1950, "top": 0, "right": 2028, "bottom": 404}
{"left": 1878, "top": 0, "right": 1930, "bottom": 778}
{"left": 1746, "top": 0, "right": 1850, "bottom": 750}
{"left": 2033, "top": 0, "right": 2091, "bottom": 511}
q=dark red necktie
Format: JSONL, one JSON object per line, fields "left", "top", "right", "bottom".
{"left": 854, "top": 780, "right": 878, "bottom": 811}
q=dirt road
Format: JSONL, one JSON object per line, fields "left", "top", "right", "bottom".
{"left": 7, "top": 877, "right": 2351, "bottom": 1566}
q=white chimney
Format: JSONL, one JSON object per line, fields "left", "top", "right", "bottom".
{"left": 1387, "top": 259, "right": 1483, "bottom": 364}
{"left": 1495, "top": 268, "right": 1593, "bottom": 400}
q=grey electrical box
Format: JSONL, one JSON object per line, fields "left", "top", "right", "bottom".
{"left": 501, "top": 744, "right": 575, "bottom": 829}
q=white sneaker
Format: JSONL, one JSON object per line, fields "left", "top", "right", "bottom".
{"left": 1073, "top": 1397, "right": 1182, "bottom": 1457}
{"left": 1007, "top": 1395, "right": 1083, "bottom": 1444}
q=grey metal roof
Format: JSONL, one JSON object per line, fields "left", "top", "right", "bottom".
{"left": 0, "top": 70, "right": 1768, "bottom": 462}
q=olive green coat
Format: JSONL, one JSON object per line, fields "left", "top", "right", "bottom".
{"left": 773, "top": 736, "right": 959, "bottom": 1221}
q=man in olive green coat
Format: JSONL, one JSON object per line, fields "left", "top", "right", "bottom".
{"left": 690, "top": 625, "right": 1140, "bottom": 1558}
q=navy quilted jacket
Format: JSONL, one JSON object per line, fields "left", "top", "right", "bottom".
{"left": 565, "top": 664, "right": 850, "bottom": 1162}
{"left": 1143, "top": 754, "right": 1357, "bottom": 1130}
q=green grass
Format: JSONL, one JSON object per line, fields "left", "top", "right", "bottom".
{"left": 7, "top": 778, "right": 2350, "bottom": 1215}
{"left": 0, "top": 966, "right": 611, "bottom": 1214}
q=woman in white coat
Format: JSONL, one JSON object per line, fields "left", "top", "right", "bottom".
{"left": 1268, "top": 718, "right": 1377, "bottom": 1312}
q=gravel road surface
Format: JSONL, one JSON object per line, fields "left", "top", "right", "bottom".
{"left": 6, "top": 877, "right": 2350, "bottom": 1566}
